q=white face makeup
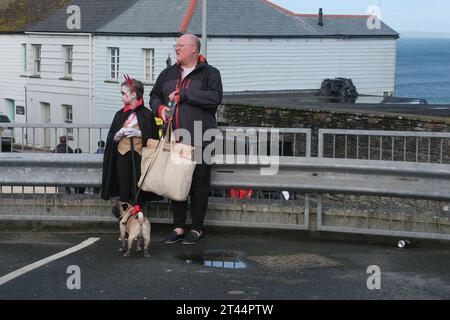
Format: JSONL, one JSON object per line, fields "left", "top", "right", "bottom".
{"left": 121, "top": 85, "right": 135, "bottom": 105}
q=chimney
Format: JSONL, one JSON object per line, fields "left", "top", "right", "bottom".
{"left": 318, "top": 8, "right": 324, "bottom": 26}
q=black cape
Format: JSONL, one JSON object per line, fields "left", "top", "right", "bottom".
{"left": 101, "top": 103, "right": 161, "bottom": 201}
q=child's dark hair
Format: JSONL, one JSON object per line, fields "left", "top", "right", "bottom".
{"left": 121, "top": 78, "right": 144, "bottom": 100}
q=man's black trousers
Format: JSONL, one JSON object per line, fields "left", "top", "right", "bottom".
{"left": 172, "top": 162, "right": 211, "bottom": 233}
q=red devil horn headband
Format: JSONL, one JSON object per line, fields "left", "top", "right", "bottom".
{"left": 124, "top": 74, "right": 136, "bottom": 92}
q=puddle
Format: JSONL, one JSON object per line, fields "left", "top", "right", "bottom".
{"left": 177, "top": 251, "right": 247, "bottom": 269}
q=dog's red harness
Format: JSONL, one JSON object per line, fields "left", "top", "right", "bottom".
{"left": 131, "top": 205, "right": 141, "bottom": 216}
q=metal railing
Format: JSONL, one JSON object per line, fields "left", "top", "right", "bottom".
{"left": 0, "top": 123, "right": 311, "bottom": 157}
{"left": 0, "top": 123, "right": 109, "bottom": 153}
{"left": 1, "top": 153, "right": 449, "bottom": 240}
{"left": 1, "top": 123, "right": 450, "bottom": 240}
{"left": 4, "top": 123, "right": 450, "bottom": 163}
{"left": 318, "top": 129, "right": 450, "bottom": 164}
{"left": 0, "top": 154, "right": 310, "bottom": 230}
{"left": 317, "top": 194, "right": 450, "bottom": 240}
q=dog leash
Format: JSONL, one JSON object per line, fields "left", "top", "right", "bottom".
{"left": 130, "top": 136, "right": 137, "bottom": 205}
{"left": 128, "top": 110, "right": 145, "bottom": 216}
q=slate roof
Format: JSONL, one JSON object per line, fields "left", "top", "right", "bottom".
{"left": 186, "top": 0, "right": 398, "bottom": 37}
{"left": 96, "top": 0, "right": 189, "bottom": 35}
{"left": 295, "top": 14, "right": 398, "bottom": 38}
{"left": 186, "top": 0, "right": 308, "bottom": 37}
{"left": 1, "top": 0, "right": 399, "bottom": 38}
{"left": 27, "top": 0, "right": 141, "bottom": 33}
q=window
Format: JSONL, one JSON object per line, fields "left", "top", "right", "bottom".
{"left": 109, "top": 48, "right": 120, "bottom": 80}
{"left": 32, "top": 44, "right": 41, "bottom": 76}
{"left": 62, "top": 104, "right": 73, "bottom": 140}
{"left": 21, "top": 44, "right": 27, "bottom": 74}
{"left": 143, "top": 49, "right": 155, "bottom": 84}
{"left": 63, "top": 45, "right": 73, "bottom": 78}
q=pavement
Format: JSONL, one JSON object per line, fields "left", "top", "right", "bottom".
{"left": 0, "top": 225, "right": 449, "bottom": 300}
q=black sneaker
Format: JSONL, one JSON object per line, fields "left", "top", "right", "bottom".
{"left": 163, "top": 231, "right": 185, "bottom": 244}
{"left": 182, "top": 231, "right": 205, "bottom": 245}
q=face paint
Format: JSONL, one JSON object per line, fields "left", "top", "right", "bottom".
{"left": 121, "top": 86, "right": 133, "bottom": 105}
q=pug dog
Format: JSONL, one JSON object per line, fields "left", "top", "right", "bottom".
{"left": 112, "top": 202, "right": 151, "bottom": 258}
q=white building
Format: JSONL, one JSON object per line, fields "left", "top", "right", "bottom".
{"left": 0, "top": 34, "right": 27, "bottom": 124}
{"left": 0, "top": 0, "right": 399, "bottom": 151}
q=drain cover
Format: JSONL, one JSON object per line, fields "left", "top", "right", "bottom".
{"left": 247, "top": 254, "right": 341, "bottom": 270}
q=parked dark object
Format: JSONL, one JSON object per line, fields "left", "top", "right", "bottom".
{"left": 0, "top": 114, "right": 13, "bottom": 152}
{"left": 320, "top": 78, "right": 359, "bottom": 101}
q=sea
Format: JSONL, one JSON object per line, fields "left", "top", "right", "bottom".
{"left": 396, "top": 38, "right": 450, "bottom": 105}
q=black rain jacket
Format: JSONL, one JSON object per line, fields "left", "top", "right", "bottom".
{"left": 150, "top": 55, "right": 223, "bottom": 147}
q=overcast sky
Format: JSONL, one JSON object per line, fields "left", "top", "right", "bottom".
{"left": 270, "top": 0, "right": 450, "bottom": 34}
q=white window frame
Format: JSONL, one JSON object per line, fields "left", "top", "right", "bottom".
{"left": 63, "top": 45, "right": 73, "bottom": 78}
{"left": 62, "top": 104, "right": 73, "bottom": 140}
{"left": 143, "top": 48, "right": 155, "bottom": 84}
{"left": 109, "top": 47, "right": 120, "bottom": 81}
{"left": 32, "top": 44, "right": 41, "bottom": 76}
{"left": 21, "top": 43, "right": 27, "bottom": 75}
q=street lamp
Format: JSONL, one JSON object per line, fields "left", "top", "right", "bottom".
{"left": 202, "top": 0, "right": 207, "bottom": 58}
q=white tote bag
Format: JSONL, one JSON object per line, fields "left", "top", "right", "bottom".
{"left": 138, "top": 122, "right": 196, "bottom": 201}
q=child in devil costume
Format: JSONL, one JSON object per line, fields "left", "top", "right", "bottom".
{"left": 101, "top": 76, "right": 161, "bottom": 215}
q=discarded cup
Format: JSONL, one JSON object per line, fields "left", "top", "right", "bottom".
{"left": 397, "top": 240, "right": 410, "bottom": 248}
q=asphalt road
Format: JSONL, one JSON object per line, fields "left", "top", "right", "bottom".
{"left": 0, "top": 227, "right": 449, "bottom": 300}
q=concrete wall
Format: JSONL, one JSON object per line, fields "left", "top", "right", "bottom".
{"left": 218, "top": 103, "right": 450, "bottom": 158}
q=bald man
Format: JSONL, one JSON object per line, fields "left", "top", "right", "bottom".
{"left": 150, "top": 34, "right": 223, "bottom": 245}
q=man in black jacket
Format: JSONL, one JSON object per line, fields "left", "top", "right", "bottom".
{"left": 150, "top": 34, "right": 223, "bottom": 245}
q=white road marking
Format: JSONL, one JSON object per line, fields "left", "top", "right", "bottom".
{"left": 0, "top": 237, "right": 100, "bottom": 286}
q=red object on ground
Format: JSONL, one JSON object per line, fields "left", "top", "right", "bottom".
{"left": 230, "top": 189, "right": 253, "bottom": 199}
